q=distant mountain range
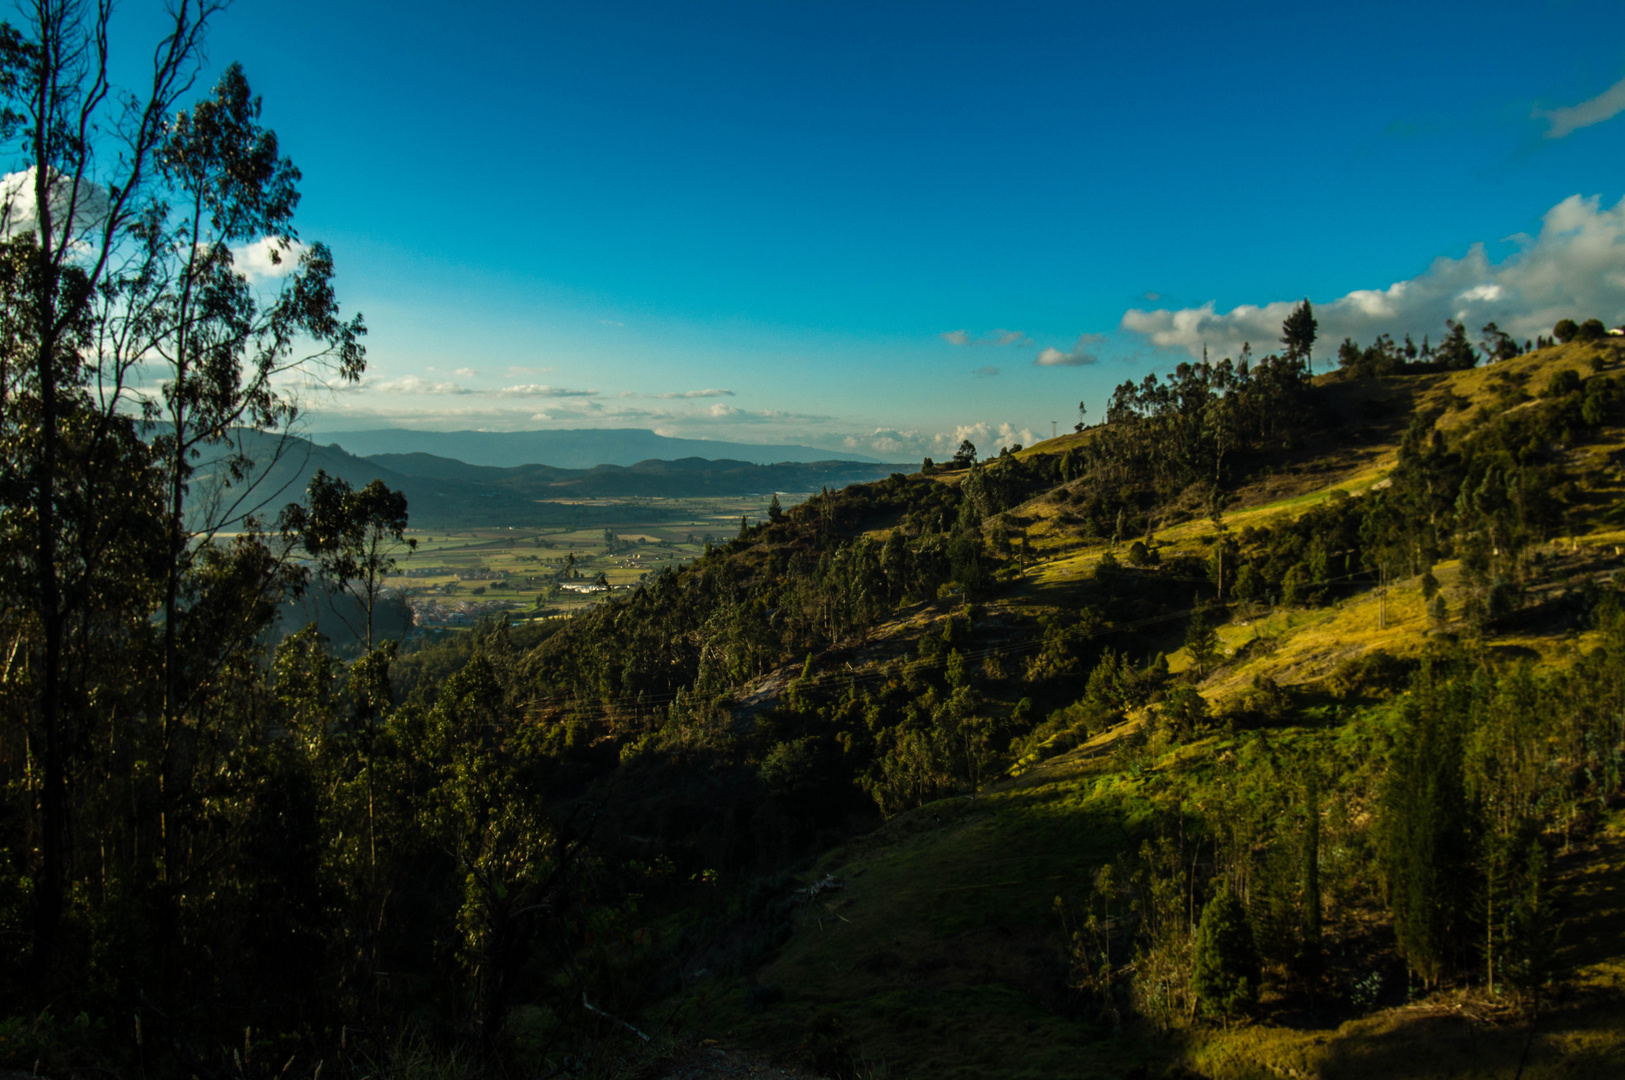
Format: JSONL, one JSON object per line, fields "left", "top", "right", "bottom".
{"left": 188, "top": 431, "right": 908, "bottom": 530}
{"left": 369, "top": 451, "right": 907, "bottom": 502}
{"left": 311, "top": 427, "right": 879, "bottom": 468}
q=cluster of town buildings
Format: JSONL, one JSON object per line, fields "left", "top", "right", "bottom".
{"left": 558, "top": 580, "right": 613, "bottom": 594}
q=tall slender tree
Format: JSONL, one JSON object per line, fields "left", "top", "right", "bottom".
{"left": 2, "top": 0, "right": 225, "bottom": 978}
{"left": 1281, "top": 298, "right": 1317, "bottom": 375}
{"left": 0, "top": 1, "right": 363, "bottom": 982}
{"left": 144, "top": 64, "right": 363, "bottom": 877}
{"left": 1380, "top": 683, "right": 1474, "bottom": 987}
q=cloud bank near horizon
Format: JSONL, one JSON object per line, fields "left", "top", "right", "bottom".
{"left": 1120, "top": 193, "right": 1625, "bottom": 360}
{"left": 845, "top": 421, "right": 1037, "bottom": 460}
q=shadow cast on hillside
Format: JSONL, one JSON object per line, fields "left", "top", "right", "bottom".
{"left": 1304, "top": 818, "right": 1625, "bottom": 1080}
{"left": 1310, "top": 999, "right": 1625, "bottom": 1079}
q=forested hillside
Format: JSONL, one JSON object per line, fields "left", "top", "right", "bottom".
{"left": 3, "top": 9, "right": 1625, "bottom": 1078}
{"left": 10, "top": 226, "right": 1625, "bottom": 1079}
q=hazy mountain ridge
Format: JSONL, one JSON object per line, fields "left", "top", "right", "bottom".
{"left": 368, "top": 451, "right": 912, "bottom": 499}
{"left": 185, "top": 432, "right": 906, "bottom": 529}
{"left": 314, "top": 426, "right": 880, "bottom": 468}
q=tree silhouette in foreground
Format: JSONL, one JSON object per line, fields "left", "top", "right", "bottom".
{"left": 282, "top": 469, "right": 416, "bottom": 650}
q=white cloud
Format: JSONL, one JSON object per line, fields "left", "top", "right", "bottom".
{"left": 1000, "top": 422, "right": 1036, "bottom": 447}
{"left": 231, "top": 236, "right": 306, "bottom": 284}
{"left": 0, "top": 166, "right": 110, "bottom": 241}
{"left": 1120, "top": 193, "right": 1625, "bottom": 359}
{"left": 625, "top": 401, "right": 831, "bottom": 425}
{"left": 622, "top": 388, "right": 736, "bottom": 400}
{"left": 551, "top": 403, "right": 835, "bottom": 443}
{"left": 860, "top": 427, "right": 932, "bottom": 457}
{"left": 0, "top": 170, "right": 310, "bottom": 286}
{"left": 498, "top": 384, "right": 599, "bottom": 398}
{"left": 951, "top": 423, "right": 988, "bottom": 449}
{"left": 836, "top": 422, "right": 1037, "bottom": 460}
{"left": 454, "top": 367, "right": 479, "bottom": 378}
{"left": 1536, "top": 74, "right": 1625, "bottom": 139}
{"left": 943, "top": 422, "right": 1036, "bottom": 454}
{"left": 942, "top": 328, "right": 1032, "bottom": 347}
{"left": 304, "top": 400, "right": 634, "bottom": 430}
{"left": 1035, "top": 333, "right": 1106, "bottom": 367}
{"left": 368, "top": 375, "right": 472, "bottom": 395}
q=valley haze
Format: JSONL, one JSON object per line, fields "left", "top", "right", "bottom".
{"left": 312, "top": 425, "right": 883, "bottom": 468}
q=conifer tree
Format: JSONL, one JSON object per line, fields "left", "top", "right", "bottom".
{"left": 1190, "top": 890, "right": 1261, "bottom": 1019}
{"left": 1380, "top": 688, "right": 1474, "bottom": 987}
{"left": 1185, "top": 598, "right": 1222, "bottom": 677}
{"left": 1300, "top": 759, "right": 1323, "bottom": 987}
{"left": 1281, "top": 298, "right": 1317, "bottom": 373}
{"left": 1436, "top": 320, "right": 1479, "bottom": 370}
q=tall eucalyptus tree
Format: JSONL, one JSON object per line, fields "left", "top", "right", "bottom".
{"left": 0, "top": 0, "right": 364, "bottom": 981}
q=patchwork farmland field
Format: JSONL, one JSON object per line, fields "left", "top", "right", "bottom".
{"left": 388, "top": 492, "right": 809, "bottom": 626}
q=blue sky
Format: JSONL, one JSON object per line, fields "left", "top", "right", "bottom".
{"left": 128, "top": 0, "right": 1625, "bottom": 458}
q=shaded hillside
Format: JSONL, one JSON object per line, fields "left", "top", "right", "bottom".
{"left": 185, "top": 430, "right": 568, "bottom": 529}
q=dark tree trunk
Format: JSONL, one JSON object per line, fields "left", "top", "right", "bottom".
{"left": 30, "top": 110, "right": 64, "bottom": 979}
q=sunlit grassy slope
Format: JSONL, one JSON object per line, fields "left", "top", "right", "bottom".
{"left": 674, "top": 341, "right": 1625, "bottom": 1079}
